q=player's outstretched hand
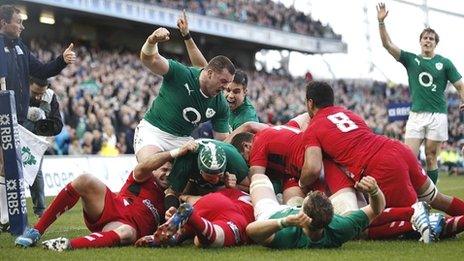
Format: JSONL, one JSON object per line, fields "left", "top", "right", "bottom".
{"left": 376, "top": 2, "right": 389, "bottom": 22}
{"left": 177, "top": 9, "right": 189, "bottom": 37}
{"left": 284, "top": 212, "right": 311, "bottom": 228}
{"left": 147, "top": 28, "right": 170, "bottom": 44}
{"left": 355, "top": 176, "right": 379, "bottom": 195}
{"left": 223, "top": 172, "right": 237, "bottom": 188}
{"left": 63, "top": 43, "right": 76, "bottom": 64}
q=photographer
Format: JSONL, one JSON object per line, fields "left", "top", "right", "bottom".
{"left": 23, "top": 76, "right": 63, "bottom": 217}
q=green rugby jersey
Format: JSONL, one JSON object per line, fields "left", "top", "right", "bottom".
{"left": 399, "top": 50, "right": 461, "bottom": 113}
{"left": 144, "top": 59, "right": 230, "bottom": 136}
{"left": 268, "top": 208, "right": 369, "bottom": 249}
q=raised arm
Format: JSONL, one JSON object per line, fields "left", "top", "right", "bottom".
{"left": 140, "top": 27, "right": 171, "bottom": 75}
{"left": 377, "top": 3, "right": 401, "bottom": 61}
{"left": 178, "top": 10, "right": 208, "bottom": 68}
{"left": 355, "top": 176, "right": 386, "bottom": 222}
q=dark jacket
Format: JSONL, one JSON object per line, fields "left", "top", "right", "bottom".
{"left": 23, "top": 89, "right": 63, "bottom": 136}
{"left": 0, "top": 33, "right": 67, "bottom": 124}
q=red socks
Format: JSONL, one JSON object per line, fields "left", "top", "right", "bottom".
{"left": 368, "top": 221, "right": 413, "bottom": 239}
{"left": 445, "top": 198, "right": 464, "bottom": 216}
{"left": 34, "top": 183, "right": 80, "bottom": 234}
{"left": 441, "top": 215, "right": 464, "bottom": 239}
{"left": 370, "top": 207, "right": 414, "bottom": 226}
{"left": 70, "top": 231, "right": 121, "bottom": 249}
{"left": 188, "top": 211, "right": 218, "bottom": 246}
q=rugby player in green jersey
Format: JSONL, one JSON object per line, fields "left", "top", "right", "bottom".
{"left": 136, "top": 25, "right": 235, "bottom": 163}
{"left": 246, "top": 174, "right": 385, "bottom": 249}
{"left": 377, "top": 3, "right": 464, "bottom": 184}
{"left": 177, "top": 10, "right": 258, "bottom": 132}
{"left": 163, "top": 139, "right": 250, "bottom": 210}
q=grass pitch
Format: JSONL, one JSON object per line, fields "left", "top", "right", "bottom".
{"left": 1, "top": 174, "right": 463, "bottom": 261}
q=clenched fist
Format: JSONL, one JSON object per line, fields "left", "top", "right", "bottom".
{"left": 147, "top": 28, "right": 170, "bottom": 44}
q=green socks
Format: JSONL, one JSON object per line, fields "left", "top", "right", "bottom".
{"left": 427, "top": 169, "right": 438, "bottom": 184}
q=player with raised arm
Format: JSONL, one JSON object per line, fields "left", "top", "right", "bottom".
{"left": 14, "top": 144, "right": 195, "bottom": 251}
{"left": 377, "top": 2, "right": 464, "bottom": 184}
{"left": 177, "top": 10, "right": 258, "bottom": 132}
{"left": 136, "top": 25, "right": 235, "bottom": 163}
{"left": 300, "top": 81, "right": 464, "bottom": 243}
{"left": 246, "top": 174, "right": 385, "bottom": 248}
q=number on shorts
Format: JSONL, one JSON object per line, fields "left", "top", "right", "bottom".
{"left": 272, "top": 125, "right": 301, "bottom": 134}
{"left": 327, "top": 112, "right": 358, "bottom": 132}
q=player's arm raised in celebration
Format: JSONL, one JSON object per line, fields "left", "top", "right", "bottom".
{"left": 377, "top": 3, "right": 401, "bottom": 60}
{"left": 355, "top": 176, "right": 386, "bottom": 222}
{"left": 140, "top": 27, "right": 171, "bottom": 75}
{"left": 299, "top": 146, "right": 323, "bottom": 187}
{"left": 178, "top": 10, "right": 208, "bottom": 68}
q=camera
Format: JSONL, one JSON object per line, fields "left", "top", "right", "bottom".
{"left": 34, "top": 119, "right": 55, "bottom": 136}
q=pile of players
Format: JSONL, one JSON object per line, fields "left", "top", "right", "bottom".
{"left": 15, "top": 4, "right": 464, "bottom": 251}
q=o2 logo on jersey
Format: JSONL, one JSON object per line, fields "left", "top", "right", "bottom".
{"left": 327, "top": 112, "right": 358, "bottom": 132}
{"left": 418, "top": 72, "right": 437, "bottom": 92}
{"left": 183, "top": 107, "right": 201, "bottom": 124}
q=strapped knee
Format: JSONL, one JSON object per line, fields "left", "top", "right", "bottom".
{"left": 250, "top": 177, "right": 274, "bottom": 195}
{"left": 418, "top": 182, "right": 438, "bottom": 203}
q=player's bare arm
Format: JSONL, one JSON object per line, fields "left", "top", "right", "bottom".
{"left": 300, "top": 146, "right": 323, "bottom": 187}
{"left": 249, "top": 166, "right": 266, "bottom": 178}
{"left": 140, "top": 27, "right": 170, "bottom": 75}
{"left": 224, "top": 122, "right": 269, "bottom": 143}
{"left": 213, "top": 131, "right": 228, "bottom": 141}
{"left": 452, "top": 79, "right": 464, "bottom": 111}
{"left": 377, "top": 3, "right": 401, "bottom": 60}
{"left": 246, "top": 212, "right": 310, "bottom": 245}
{"left": 289, "top": 113, "right": 310, "bottom": 131}
{"left": 356, "top": 176, "right": 386, "bottom": 222}
{"left": 133, "top": 140, "right": 198, "bottom": 182}
{"left": 178, "top": 10, "right": 208, "bottom": 68}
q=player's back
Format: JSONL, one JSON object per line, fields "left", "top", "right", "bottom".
{"left": 304, "top": 106, "right": 389, "bottom": 180}
{"left": 250, "top": 123, "right": 304, "bottom": 178}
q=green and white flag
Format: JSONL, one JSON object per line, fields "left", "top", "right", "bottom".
{"left": 18, "top": 125, "right": 49, "bottom": 186}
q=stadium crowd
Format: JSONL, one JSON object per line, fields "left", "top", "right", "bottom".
{"left": 135, "top": 0, "right": 340, "bottom": 39}
{"left": 28, "top": 40, "right": 464, "bottom": 169}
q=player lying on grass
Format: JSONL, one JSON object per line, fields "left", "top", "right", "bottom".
{"left": 135, "top": 188, "right": 254, "bottom": 248}
{"left": 14, "top": 142, "right": 197, "bottom": 251}
{"left": 246, "top": 174, "right": 385, "bottom": 249}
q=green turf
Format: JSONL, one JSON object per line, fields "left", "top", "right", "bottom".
{"left": 1, "top": 173, "right": 463, "bottom": 260}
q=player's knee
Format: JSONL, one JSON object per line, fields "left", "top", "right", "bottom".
{"left": 113, "top": 225, "right": 137, "bottom": 245}
{"left": 418, "top": 180, "right": 438, "bottom": 203}
{"left": 71, "top": 174, "right": 100, "bottom": 194}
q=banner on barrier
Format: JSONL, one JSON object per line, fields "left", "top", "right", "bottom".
{"left": 40, "top": 155, "right": 137, "bottom": 197}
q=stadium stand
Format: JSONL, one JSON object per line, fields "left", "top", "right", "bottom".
{"left": 134, "top": 0, "right": 340, "bottom": 39}
{"left": 28, "top": 40, "right": 464, "bottom": 163}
